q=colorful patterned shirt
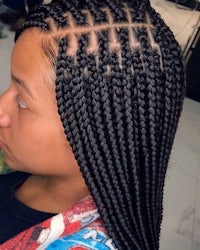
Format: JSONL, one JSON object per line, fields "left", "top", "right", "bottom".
{"left": 1, "top": 195, "right": 117, "bottom": 250}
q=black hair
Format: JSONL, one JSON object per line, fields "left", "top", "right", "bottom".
{"left": 15, "top": 0, "right": 186, "bottom": 249}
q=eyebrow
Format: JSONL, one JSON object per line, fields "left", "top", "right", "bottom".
{"left": 11, "top": 74, "right": 33, "bottom": 98}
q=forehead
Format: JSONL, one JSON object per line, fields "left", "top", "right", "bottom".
{"left": 11, "top": 29, "right": 55, "bottom": 84}
{"left": 14, "top": 29, "right": 38, "bottom": 51}
{"left": 12, "top": 29, "right": 46, "bottom": 65}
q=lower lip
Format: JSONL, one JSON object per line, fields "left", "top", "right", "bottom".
{"left": 0, "top": 140, "right": 6, "bottom": 148}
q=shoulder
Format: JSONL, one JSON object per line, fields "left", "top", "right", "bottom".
{"left": 46, "top": 227, "right": 117, "bottom": 250}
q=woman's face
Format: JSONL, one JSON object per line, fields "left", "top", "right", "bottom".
{"left": 0, "top": 29, "right": 79, "bottom": 177}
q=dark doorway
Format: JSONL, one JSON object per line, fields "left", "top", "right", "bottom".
{"left": 184, "top": 27, "right": 200, "bottom": 102}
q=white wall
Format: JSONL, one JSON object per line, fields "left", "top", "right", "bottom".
{"left": 0, "top": 29, "right": 14, "bottom": 94}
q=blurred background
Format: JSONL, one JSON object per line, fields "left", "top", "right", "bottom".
{"left": 0, "top": 0, "right": 200, "bottom": 249}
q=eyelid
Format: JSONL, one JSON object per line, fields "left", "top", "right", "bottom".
{"left": 11, "top": 74, "right": 33, "bottom": 99}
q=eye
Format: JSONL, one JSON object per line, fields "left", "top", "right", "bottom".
{"left": 14, "top": 95, "right": 27, "bottom": 109}
{"left": 18, "top": 99, "right": 27, "bottom": 109}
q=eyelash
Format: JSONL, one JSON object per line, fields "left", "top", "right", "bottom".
{"left": 14, "top": 95, "right": 27, "bottom": 109}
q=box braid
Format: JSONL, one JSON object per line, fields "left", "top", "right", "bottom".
{"left": 15, "top": 0, "right": 186, "bottom": 249}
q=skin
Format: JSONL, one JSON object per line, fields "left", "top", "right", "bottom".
{"left": 0, "top": 29, "right": 89, "bottom": 213}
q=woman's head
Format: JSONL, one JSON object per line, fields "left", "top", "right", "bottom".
{"left": 0, "top": 28, "right": 87, "bottom": 187}
{"left": 11, "top": 0, "right": 186, "bottom": 249}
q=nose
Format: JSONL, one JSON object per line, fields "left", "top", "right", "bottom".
{"left": 0, "top": 90, "right": 11, "bottom": 128}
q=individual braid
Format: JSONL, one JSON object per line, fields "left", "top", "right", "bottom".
{"left": 116, "top": 28, "right": 151, "bottom": 249}
{"left": 147, "top": 7, "right": 186, "bottom": 233}
{"left": 95, "top": 32, "right": 142, "bottom": 248}
{"left": 125, "top": 3, "right": 159, "bottom": 246}
{"left": 15, "top": 0, "right": 186, "bottom": 249}
{"left": 84, "top": 0, "right": 107, "bottom": 22}
{"left": 135, "top": 18, "right": 162, "bottom": 247}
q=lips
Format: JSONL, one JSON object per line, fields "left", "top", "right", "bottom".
{"left": 0, "top": 139, "right": 6, "bottom": 148}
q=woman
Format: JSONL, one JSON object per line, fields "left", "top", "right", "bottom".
{"left": 0, "top": 0, "right": 186, "bottom": 249}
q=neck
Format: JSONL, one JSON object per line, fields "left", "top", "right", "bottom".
{"left": 15, "top": 174, "right": 90, "bottom": 214}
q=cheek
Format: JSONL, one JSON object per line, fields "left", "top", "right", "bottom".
{"left": 8, "top": 125, "right": 68, "bottom": 169}
{"left": 24, "top": 120, "right": 67, "bottom": 155}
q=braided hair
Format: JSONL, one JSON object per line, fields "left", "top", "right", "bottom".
{"left": 15, "top": 0, "right": 186, "bottom": 249}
